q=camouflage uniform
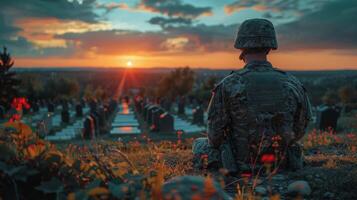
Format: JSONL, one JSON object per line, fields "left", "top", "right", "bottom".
{"left": 193, "top": 19, "right": 312, "bottom": 173}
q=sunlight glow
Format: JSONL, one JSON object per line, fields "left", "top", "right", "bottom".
{"left": 126, "top": 60, "right": 133, "bottom": 68}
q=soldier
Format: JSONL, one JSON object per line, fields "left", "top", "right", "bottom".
{"left": 193, "top": 19, "right": 312, "bottom": 174}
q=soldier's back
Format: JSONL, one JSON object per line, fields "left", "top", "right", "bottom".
{"left": 219, "top": 61, "right": 305, "bottom": 162}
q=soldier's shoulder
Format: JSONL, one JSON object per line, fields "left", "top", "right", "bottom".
{"left": 216, "top": 70, "right": 245, "bottom": 88}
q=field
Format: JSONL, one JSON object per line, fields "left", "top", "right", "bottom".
{"left": 1, "top": 118, "right": 356, "bottom": 200}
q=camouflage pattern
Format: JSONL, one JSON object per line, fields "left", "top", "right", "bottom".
{"left": 193, "top": 61, "right": 312, "bottom": 172}
{"left": 234, "top": 18, "right": 278, "bottom": 50}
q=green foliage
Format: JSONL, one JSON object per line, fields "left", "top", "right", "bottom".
{"left": 339, "top": 85, "right": 357, "bottom": 104}
{"left": 36, "top": 177, "right": 64, "bottom": 194}
{"left": 322, "top": 90, "right": 339, "bottom": 105}
{"left": 43, "top": 77, "right": 80, "bottom": 100}
{"left": 193, "top": 75, "right": 217, "bottom": 103}
{"left": 157, "top": 67, "right": 195, "bottom": 98}
{"left": 0, "top": 47, "right": 20, "bottom": 109}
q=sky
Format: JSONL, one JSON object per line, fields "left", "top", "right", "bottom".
{"left": 1, "top": 0, "right": 357, "bottom": 70}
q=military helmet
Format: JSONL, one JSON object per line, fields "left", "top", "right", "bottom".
{"left": 234, "top": 18, "right": 278, "bottom": 50}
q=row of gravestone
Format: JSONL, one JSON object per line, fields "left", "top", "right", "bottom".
{"left": 82, "top": 99, "right": 118, "bottom": 139}
{"left": 135, "top": 100, "right": 174, "bottom": 133}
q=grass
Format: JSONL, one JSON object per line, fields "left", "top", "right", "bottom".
{"left": 1, "top": 118, "right": 357, "bottom": 199}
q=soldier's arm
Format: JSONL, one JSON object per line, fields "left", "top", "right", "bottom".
{"left": 291, "top": 79, "right": 312, "bottom": 141}
{"left": 207, "top": 83, "right": 229, "bottom": 148}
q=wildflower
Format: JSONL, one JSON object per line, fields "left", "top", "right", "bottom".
{"left": 347, "top": 133, "right": 355, "bottom": 139}
{"left": 241, "top": 172, "right": 252, "bottom": 178}
{"left": 261, "top": 153, "right": 275, "bottom": 164}
{"left": 9, "top": 114, "right": 21, "bottom": 122}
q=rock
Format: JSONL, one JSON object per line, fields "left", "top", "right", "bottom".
{"left": 287, "top": 180, "right": 312, "bottom": 196}
{"left": 323, "top": 192, "right": 335, "bottom": 199}
{"left": 254, "top": 186, "right": 267, "bottom": 195}
{"left": 161, "top": 176, "right": 231, "bottom": 200}
{"left": 272, "top": 174, "right": 285, "bottom": 181}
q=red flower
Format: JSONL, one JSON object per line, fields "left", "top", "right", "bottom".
{"left": 201, "top": 154, "right": 208, "bottom": 159}
{"left": 261, "top": 153, "right": 276, "bottom": 164}
{"left": 241, "top": 172, "right": 252, "bottom": 178}
{"left": 9, "top": 114, "right": 21, "bottom": 122}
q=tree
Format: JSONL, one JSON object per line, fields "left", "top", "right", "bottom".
{"left": 0, "top": 47, "right": 20, "bottom": 109}
{"left": 322, "top": 90, "right": 339, "bottom": 106}
{"left": 157, "top": 67, "right": 195, "bottom": 99}
{"left": 339, "top": 85, "right": 356, "bottom": 104}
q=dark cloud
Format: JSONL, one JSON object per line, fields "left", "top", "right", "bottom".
{"left": 277, "top": 0, "right": 357, "bottom": 51}
{"left": 138, "top": 0, "right": 212, "bottom": 19}
{"left": 0, "top": 0, "right": 100, "bottom": 56}
{"left": 96, "top": 2, "right": 129, "bottom": 14}
{"left": 57, "top": 23, "right": 238, "bottom": 55}
{"left": 2, "top": 0, "right": 98, "bottom": 23}
{"left": 148, "top": 16, "right": 192, "bottom": 29}
{"left": 225, "top": 0, "right": 329, "bottom": 19}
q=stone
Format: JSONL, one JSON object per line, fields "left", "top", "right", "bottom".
{"left": 32, "top": 102, "right": 40, "bottom": 113}
{"left": 0, "top": 105, "right": 5, "bottom": 120}
{"left": 151, "top": 108, "right": 165, "bottom": 131}
{"left": 83, "top": 116, "right": 95, "bottom": 139}
{"left": 61, "top": 110, "right": 70, "bottom": 123}
{"left": 76, "top": 104, "right": 83, "bottom": 117}
{"left": 143, "top": 104, "right": 151, "bottom": 119}
{"left": 178, "top": 97, "right": 186, "bottom": 115}
{"left": 159, "top": 112, "right": 174, "bottom": 133}
{"left": 161, "top": 176, "right": 231, "bottom": 200}
{"left": 323, "top": 192, "right": 335, "bottom": 199}
{"left": 90, "top": 112, "right": 100, "bottom": 136}
{"left": 316, "top": 105, "right": 341, "bottom": 131}
{"left": 254, "top": 186, "right": 267, "bottom": 196}
{"left": 89, "top": 100, "right": 98, "bottom": 113}
{"left": 287, "top": 180, "right": 311, "bottom": 196}
{"left": 146, "top": 105, "right": 159, "bottom": 125}
{"left": 47, "top": 102, "right": 55, "bottom": 113}
{"left": 192, "top": 106, "right": 204, "bottom": 124}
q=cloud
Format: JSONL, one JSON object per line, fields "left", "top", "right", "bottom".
{"left": 224, "top": 0, "right": 331, "bottom": 19}
{"left": 96, "top": 2, "right": 130, "bottom": 13}
{"left": 137, "top": 0, "right": 212, "bottom": 19}
{"left": 277, "top": 0, "right": 357, "bottom": 51}
{"left": 57, "top": 22, "right": 238, "bottom": 56}
{"left": 148, "top": 16, "right": 192, "bottom": 28}
{"left": 0, "top": 0, "right": 104, "bottom": 57}
{"left": 2, "top": 0, "right": 98, "bottom": 23}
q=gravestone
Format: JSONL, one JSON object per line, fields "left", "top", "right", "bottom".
{"left": 32, "top": 102, "right": 40, "bottom": 113}
{"left": 90, "top": 112, "right": 100, "bottom": 136}
{"left": 61, "top": 109, "right": 70, "bottom": 123}
{"left": 83, "top": 116, "right": 95, "bottom": 139}
{"left": 36, "top": 120, "right": 47, "bottom": 138}
{"left": 316, "top": 105, "right": 341, "bottom": 131}
{"left": 178, "top": 97, "right": 186, "bottom": 115}
{"left": 159, "top": 112, "right": 174, "bottom": 133}
{"left": 152, "top": 108, "right": 165, "bottom": 131}
{"left": 89, "top": 100, "right": 98, "bottom": 113}
{"left": 76, "top": 104, "right": 83, "bottom": 117}
{"left": 147, "top": 105, "right": 159, "bottom": 125}
{"left": 62, "top": 101, "right": 69, "bottom": 111}
{"left": 0, "top": 106, "right": 5, "bottom": 120}
{"left": 47, "top": 102, "right": 55, "bottom": 113}
{"left": 97, "top": 106, "right": 107, "bottom": 134}
{"left": 192, "top": 106, "right": 204, "bottom": 125}
{"left": 143, "top": 104, "right": 151, "bottom": 119}
{"left": 109, "top": 99, "right": 118, "bottom": 114}
{"left": 80, "top": 98, "right": 86, "bottom": 107}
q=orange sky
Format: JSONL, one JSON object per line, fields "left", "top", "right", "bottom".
{"left": 4, "top": 0, "right": 357, "bottom": 70}
{"left": 15, "top": 50, "right": 357, "bottom": 70}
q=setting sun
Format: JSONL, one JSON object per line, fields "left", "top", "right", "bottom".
{"left": 126, "top": 60, "right": 133, "bottom": 68}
